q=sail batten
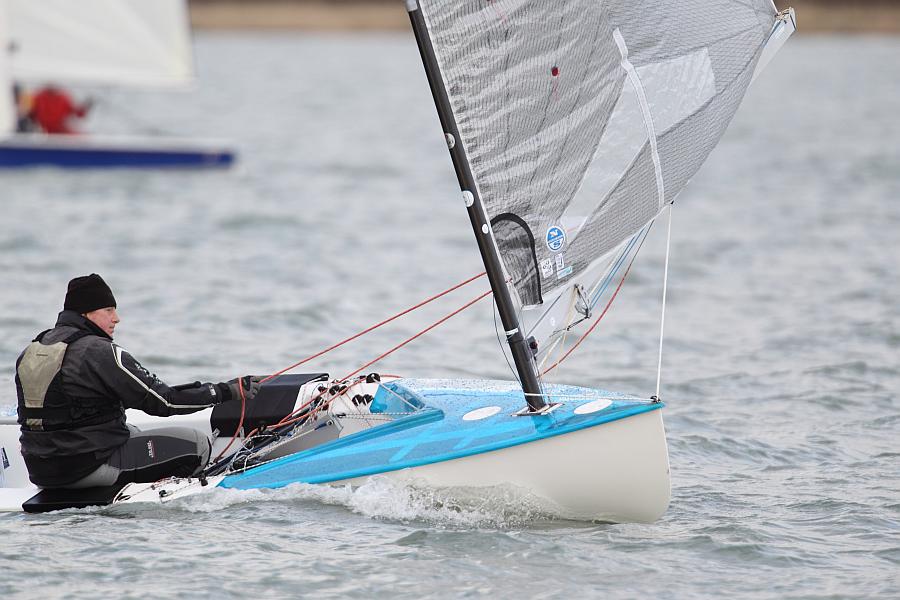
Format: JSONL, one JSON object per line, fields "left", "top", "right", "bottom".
{"left": 417, "top": 0, "right": 782, "bottom": 352}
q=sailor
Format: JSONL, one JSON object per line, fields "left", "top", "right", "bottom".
{"left": 14, "top": 274, "right": 261, "bottom": 489}
{"left": 27, "top": 85, "right": 92, "bottom": 135}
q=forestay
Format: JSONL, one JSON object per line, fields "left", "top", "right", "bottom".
{"left": 5, "top": 0, "right": 193, "bottom": 87}
{"left": 417, "top": 0, "right": 780, "bottom": 351}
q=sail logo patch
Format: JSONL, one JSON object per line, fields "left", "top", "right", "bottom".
{"left": 546, "top": 225, "right": 566, "bottom": 252}
{"left": 555, "top": 253, "right": 573, "bottom": 279}
{"left": 540, "top": 258, "right": 554, "bottom": 279}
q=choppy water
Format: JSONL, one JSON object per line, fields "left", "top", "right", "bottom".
{"left": 1, "top": 33, "right": 898, "bottom": 599}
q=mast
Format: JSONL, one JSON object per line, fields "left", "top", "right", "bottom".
{"left": 406, "top": 0, "right": 545, "bottom": 411}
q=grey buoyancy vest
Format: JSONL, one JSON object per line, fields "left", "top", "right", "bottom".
{"left": 17, "top": 329, "right": 119, "bottom": 432}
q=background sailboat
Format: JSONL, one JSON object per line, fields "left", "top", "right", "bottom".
{"left": 0, "top": 0, "right": 234, "bottom": 168}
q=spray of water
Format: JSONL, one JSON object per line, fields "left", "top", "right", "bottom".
{"left": 161, "top": 476, "right": 563, "bottom": 528}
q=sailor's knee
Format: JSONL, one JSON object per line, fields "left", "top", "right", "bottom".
{"left": 182, "top": 427, "right": 211, "bottom": 471}
{"left": 197, "top": 433, "right": 211, "bottom": 466}
{"left": 175, "top": 427, "right": 211, "bottom": 469}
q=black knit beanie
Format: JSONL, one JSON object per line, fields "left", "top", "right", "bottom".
{"left": 64, "top": 274, "right": 117, "bottom": 314}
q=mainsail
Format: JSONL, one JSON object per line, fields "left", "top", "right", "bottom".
{"left": 5, "top": 0, "right": 193, "bottom": 87}
{"left": 0, "top": 3, "right": 13, "bottom": 134}
{"left": 415, "top": 0, "right": 786, "bottom": 355}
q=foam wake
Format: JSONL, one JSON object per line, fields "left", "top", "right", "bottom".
{"left": 159, "top": 476, "right": 563, "bottom": 528}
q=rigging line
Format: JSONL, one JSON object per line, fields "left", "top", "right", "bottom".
{"left": 260, "top": 271, "right": 487, "bottom": 384}
{"left": 536, "top": 282, "right": 580, "bottom": 386}
{"left": 218, "top": 384, "right": 334, "bottom": 475}
{"left": 537, "top": 292, "right": 578, "bottom": 379}
{"left": 492, "top": 270, "right": 527, "bottom": 386}
{"left": 655, "top": 205, "right": 673, "bottom": 400}
{"left": 538, "top": 336, "right": 562, "bottom": 371}
{"left": 284, "top": 377, "right": 366, "bottom": 428}
{"left": 541, "top": 227, "right": 650, "bottom": 376}
{"left": 217, "top": 284, "right": 491, "bottom": 467}
{"left": 584, "top": 239, "right": 636, "bottom": 313}
{"left": 589, "top": 228, "right": 644, "bottom": 307}
{"left": 339, "top": 288, "right": 494, "bottom": 383}
{"left": 273, "top": 289, "right": 494, "bottom": 430}
{"left": 494, "top": 296, "right": 520, "bottom": 385}
{"left": 275, "top": 374, "right": 401, "bottom": 435}
{"left": 304, "top": 378, "right": 370, "bottom": 425}
{"left": 536, "top": 236, "right": 642, "bottom": 381}
{"left": 263, "top": 387, "right": 329, "bottom": 431}
{"left": 217, "top": 375, "right": 365, "bottom": 469}
{"left": 302, "top": 377, "right": 416, "bottom": 435}
{"left": 211, "top": 377, "right": 247, "bottom": 464}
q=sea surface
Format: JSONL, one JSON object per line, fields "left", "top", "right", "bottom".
{"left": 1, "top": 33, "right": 898, "bottom": 599}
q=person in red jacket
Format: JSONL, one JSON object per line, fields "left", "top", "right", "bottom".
{"left": 28, "top": 85, "right": 92, "bottom": 134}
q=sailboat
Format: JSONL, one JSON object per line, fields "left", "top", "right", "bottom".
{"left": 0, "top": 0, "right": 234, "bottom": 168}
{"left": 0, "top": 1, "right": 795, "bottom": 519}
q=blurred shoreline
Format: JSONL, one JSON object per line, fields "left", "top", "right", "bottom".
{"left": 189, "top": 1, "right": 900, "bottom": 33}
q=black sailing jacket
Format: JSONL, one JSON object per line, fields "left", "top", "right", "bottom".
{"left": 15, "top": 310, "right": 226, "bottom": 487}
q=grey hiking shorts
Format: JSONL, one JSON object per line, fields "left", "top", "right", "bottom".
{"left": 67, "top": 425, "right": 211, "bottom": 488}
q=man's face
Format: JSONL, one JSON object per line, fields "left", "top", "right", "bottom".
{"left": 84, "top": 307, "right": 119, "bottom": 338}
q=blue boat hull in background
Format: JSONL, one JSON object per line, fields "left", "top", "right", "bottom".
{"left": 0, "top": 133, "right": 235, "bottom": 168}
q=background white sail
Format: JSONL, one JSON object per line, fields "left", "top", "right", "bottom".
{"left": 6, "top": 0, "right": 193, "bottom": 87}
{"left": 417, "top": 0, "right": 781, "bottom": 353}
{"left": 0, "top": 2, "right": 14, "bottom": 135}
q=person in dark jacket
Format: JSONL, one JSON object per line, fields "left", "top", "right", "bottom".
{"left": 15, "top": 274, "right": 260, "bottom": 489}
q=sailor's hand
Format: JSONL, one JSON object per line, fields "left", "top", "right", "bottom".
{"left": 223, "top": 376, "right": 262, "bottom": 402}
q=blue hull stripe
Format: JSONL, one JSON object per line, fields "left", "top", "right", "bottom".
{"left": 0, "top": 145, "right": 234, "bottom": 168}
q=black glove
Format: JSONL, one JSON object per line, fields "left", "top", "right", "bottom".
{"left": 220, "top": 375, "right": 261, "bottom": 403}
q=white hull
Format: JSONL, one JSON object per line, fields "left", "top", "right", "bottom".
{"left": 338, "top": 408, "right": 670, "bottom": 523}
{"left": 116, "top": 408, "right": 669, "bottom": 523}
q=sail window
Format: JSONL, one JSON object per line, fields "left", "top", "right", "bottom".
{"left": 491, "top": 213, "right": 542, "bottom": 305}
